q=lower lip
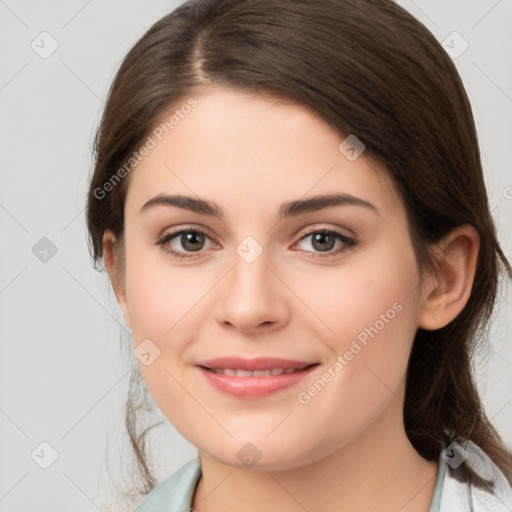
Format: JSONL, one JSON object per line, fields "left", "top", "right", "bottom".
{"left": 197, "top": 365, "right": 318, "bottom": 398}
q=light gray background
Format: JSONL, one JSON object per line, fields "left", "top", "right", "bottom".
{"left": 0, "top": 1, "right": 511, "bottom": 511}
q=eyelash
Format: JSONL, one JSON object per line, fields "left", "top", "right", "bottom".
{"left": 157, "top": 227, "right": 357, "bottom": 260}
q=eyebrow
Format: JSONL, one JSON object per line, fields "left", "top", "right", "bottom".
{"left": 139, "top": 193, "right": 379, "bottom": 218}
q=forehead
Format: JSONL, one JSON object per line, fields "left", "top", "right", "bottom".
{"left": 124, "top": 86, "right": 401, "bottom": 217}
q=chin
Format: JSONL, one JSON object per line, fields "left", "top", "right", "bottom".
{"left": 197, "top": 436, "right": 328, "bottom": 472}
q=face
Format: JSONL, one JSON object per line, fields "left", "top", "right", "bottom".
{"left": 113, "top": 86, "right": 427, "bottom": 470}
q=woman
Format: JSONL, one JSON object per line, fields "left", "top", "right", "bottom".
{"left": 86, "top": 0, "right": 512, "bottom": 510}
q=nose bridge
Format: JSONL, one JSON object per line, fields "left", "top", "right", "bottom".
{"left": 232, "top": 239, "right": 270, "bottom": 297}
{"left": 216, "top": 234, "right": 288, "bottom": 332}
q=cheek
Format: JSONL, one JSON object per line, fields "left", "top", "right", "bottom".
{"left": 122, "top": 261, "right": 203, "bottom": 424}
{"left": 292, "top": 248, "right": 421, "bottom": 426}
{"left": 123, "top": 245, "right": 205, "bottom": 343}
{"left": 294, "top": 246, "right": 420, "bottom": 387}
{"left": 122, "top": 244, "right": 215, "bottom": 404}
{"left": 281, "top": 291, "right": 416, "bottom": 466}
{"left": 295, "top": 247, "right": 419, "bottom": 344}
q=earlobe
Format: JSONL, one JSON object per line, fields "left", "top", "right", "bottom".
{"left": 418, "top": 225, "right": 480, "bottom": 331}
{"left": 102, "top": 230, "right": 131, "bottom": 329}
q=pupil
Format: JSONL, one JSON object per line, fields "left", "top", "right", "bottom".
{"left": 313, "top": 233, "right": 334, "bottom": 252}
{"left": 183, "top": 233, "right": 204, "bottom": 251}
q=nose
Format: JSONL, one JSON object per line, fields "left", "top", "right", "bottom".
{"left": 214, "top": 245, "right": 290, "bottom": 334}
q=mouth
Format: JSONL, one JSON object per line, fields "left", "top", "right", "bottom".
{"left": 204, "top": 367, "right": 311, "bottom": 377}
{"left": 196, "top": 357, "right": 320, "bottom": 398}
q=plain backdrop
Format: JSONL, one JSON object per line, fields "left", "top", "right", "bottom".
{"left": 0, "top": 1, "right": 511, "bottom": 511}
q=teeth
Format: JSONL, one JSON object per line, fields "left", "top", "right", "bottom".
{"left": 236, "top": 369, "right": 253, "bottom": 377}
{"left": 253, "top": 370, "right": 272, "bottom": 376}
{"left": 210, "top": 367, "right": 305, "bottom": 376}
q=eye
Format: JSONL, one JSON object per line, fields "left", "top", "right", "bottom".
{"left": 157, "top": 227, "right": 216, "bottom": 259}
{"left": 157, "top": 226, "right": 357, "bottom": 260}
{"left": 294, "top": 228, "right": 357, "bottom": 258}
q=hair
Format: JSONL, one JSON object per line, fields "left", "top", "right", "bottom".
{"left": 86, "top": 0, "right": 512, "bottom": 495}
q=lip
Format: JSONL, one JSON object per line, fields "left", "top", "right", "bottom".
{"left": 196, "top": 357, "right": 319, "bottom": 398}
{"left": 197, "top": 357, "right": 317, "bottom": 371}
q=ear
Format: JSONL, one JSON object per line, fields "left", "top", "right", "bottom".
{"left": 103, "top": 230, "right": 131, "bottom": 329}
{"left": 418, "top": 225, "right": 480, "bottom": 330}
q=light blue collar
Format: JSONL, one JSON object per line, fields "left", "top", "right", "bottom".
{"left": 133, "top": 456, "right": 202, "bottom": 512}
{"left": 428, "top": 451, "right": 446, "bottom": 512}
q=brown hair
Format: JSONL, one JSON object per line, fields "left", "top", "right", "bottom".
{"left": 86, "top": 0, "right": 512, "bottom": 495}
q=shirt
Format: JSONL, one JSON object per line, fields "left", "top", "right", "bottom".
{"left": 133, "top": 439, "right": 512, "bottom": 511}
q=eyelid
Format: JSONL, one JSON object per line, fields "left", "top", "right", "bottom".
{"left": 293, "top": 223, "right": 355, "bottom": 242}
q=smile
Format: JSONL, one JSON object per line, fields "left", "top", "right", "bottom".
{"left": 206, "top": 367, "right": 308, "bottom": 377}
{"left": 196, "top": 357, "right": 319, "bottom": 398}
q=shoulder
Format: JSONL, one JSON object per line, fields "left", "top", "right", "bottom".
{"left": 439, "top": 439, "right": 512, "bottom": 512}
{"left": 133, "top": 457, "right": 202, "bottom": 512}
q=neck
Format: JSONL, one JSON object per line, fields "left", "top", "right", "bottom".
{"left": 192, "top": 402, "right": 438, "bottom": 512}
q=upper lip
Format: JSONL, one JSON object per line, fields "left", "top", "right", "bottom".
{"left": 197, "top": 357, "right": 319, "bottom": 371}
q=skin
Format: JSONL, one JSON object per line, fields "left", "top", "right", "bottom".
{"left": 103, "top": 86, "right": 479, "bottom": 512}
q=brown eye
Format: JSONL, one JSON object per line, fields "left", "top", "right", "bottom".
{"left": 177, "top": 232, "right": 206, "bottom": 252}
{"left": 310, "top": 232, "right": 336, "bottom": 252}
{"left": 157, "top": 228, "right": 215, "bottom": 259}
{"left": 295, "top": 229, "right": 356, "bottom": 258}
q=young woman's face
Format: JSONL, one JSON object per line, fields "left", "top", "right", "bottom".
{"left": 116, "top": 86, "right": 427, "bottom": 470}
